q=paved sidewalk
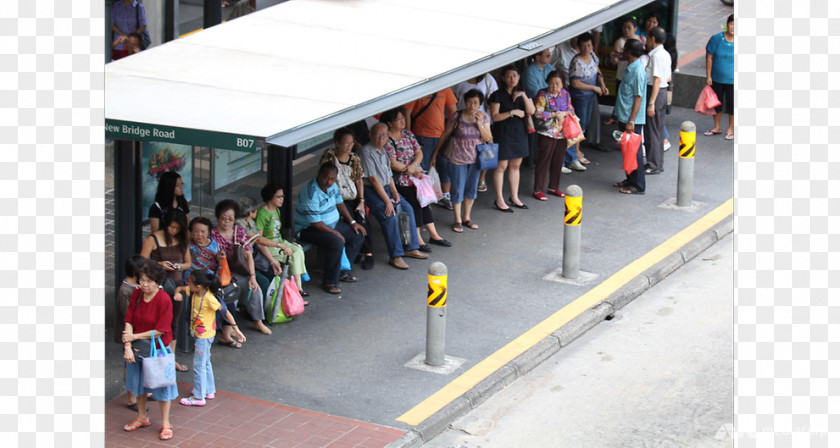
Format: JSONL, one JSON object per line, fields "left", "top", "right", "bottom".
{"left": 106, "top": 381, "right": 404, "bottom": 448}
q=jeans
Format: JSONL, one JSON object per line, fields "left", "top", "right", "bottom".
{"left": 416, "top": 135, "right": 450, "bottom": 183}
{"left": 192, "top": 336, "right": 215, "bottom": 399}
{"left": 299, "top": 221, "right": 365, "bottom": 286}
{"left": 363, "top": 185, "right": 419, "bottom": 258}
{"left": 448, "top": 162, "right": 480, "bottom": 204}
{"left": 569, "top": 94, "right": 595, "bottom": 164}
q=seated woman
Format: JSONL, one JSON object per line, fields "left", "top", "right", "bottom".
{"left": 254, "top": 183, "right": 309, "bottom": 297}
{"left": 380, "top": 108, "right": 450, "bottom": 249}
{"left": 139, "top": 209, "right": 190, "bottom": 372}
{"left": 210, "top": 200, "right": 271, "bottom": 335}
{"left": 319, "top": 128, "right": 375, "bottom": 270}
{"left": 187, "top": 217, "right": 243, "bottom": 349}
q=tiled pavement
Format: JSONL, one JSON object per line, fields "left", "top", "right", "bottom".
{"left": 105, "top": 382, "right": 405, "bottom": 448}
{"left": 675, "top": 0, "right": 734, "bottom": 68}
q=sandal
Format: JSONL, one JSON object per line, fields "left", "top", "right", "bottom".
{"left": 613, "top": 180, "right": 630, "bottom": 188}
{"left": 724, "top": 133, "right": 734, "bottom": 140}
{"left": 703, "top": 129, "right": 722, "bottom": 136}
{"left": 179, "top": 397, "right": 206, "bottom": 407}
{"left": 322, "top": 284, "right": 341, "bottom": 294}
{"left": 462, "top": 220, "right": 478, "bottom": 230}
{"left": 299, "top": 289, "right": 310, "bottom": 297}
{"left": 619, "top": 186, "right": 645, "bottom": 195}
{"left": 339, "top": 273, "right": 357, "bottom": 283}
{"left": 579, "top": 157, "right": 590, "bottom": 165}
{"left": 645, "top": 168, "right": 662, "bottom": 175}
{"left": 159, "top": 425, "right": 174, "bottom": 441}
{"left": 175, "top": 363, "right": 189, "bottom": 373}
{"left": 123, "top": 417, "right": 151, "bottom": 432}
{"left": 220, "top": 340, "right": 242, "bottom": 349}
{"left": 533, "top": 192, "right": 548, "bottom": 201}
{"left": 547, "top": 189, "right": 565, "bottom": 198}
{"left": 452, "top": 222, "right": 463, "bottom": 233}
{"left": 477, "top": 180, "right": 488, "bottom": 192}
{"left": 603, "top": 117, "right": 617, "bottom": 125}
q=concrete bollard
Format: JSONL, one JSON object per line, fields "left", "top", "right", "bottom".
{"left": 425, "top": 262, "right": 448, "bottom": 366}
{"left": 677, "top": 121, "right": 696, "bottom": 207}
{"left": 562, "top": 185, "right": 582, "bottom": 279}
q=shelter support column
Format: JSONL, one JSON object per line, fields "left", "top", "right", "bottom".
{"left": 267, "top": 144, "right": 295, "bottom": 239}
{"left": 113, "top": 140, "right": 143, "bottom": 290}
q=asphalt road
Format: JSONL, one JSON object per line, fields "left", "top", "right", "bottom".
{"left": 425, "top": 233, "right": 734, "bottom": 448}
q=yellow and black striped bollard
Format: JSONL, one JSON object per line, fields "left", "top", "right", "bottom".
{"left": 677, "top": 121, "right": 696, "bottom": 207}
{"left": 562, "top": 185, "right": 582, "bottom": 279}
{"left": 425, "top": 262, "right": 448, "bottom": 366}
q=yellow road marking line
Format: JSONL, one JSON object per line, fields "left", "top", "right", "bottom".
{"left": 396, "top": 198, "right": 733, "bottom": 425}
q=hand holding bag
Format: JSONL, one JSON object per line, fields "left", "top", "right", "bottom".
{"left": 620, "top": 131, "right": 643, "bottom": 174}
{"left": 141, "top": 330, "right": 177, "bottom": 389}
{"left": 409, "top": 174, "right": 438, "bottom": 208}
{"left": 564, "top": 114, "right": 586, "bottom": 148}
{"left": 695, "top": 85, "right": 721, "bottom": 116}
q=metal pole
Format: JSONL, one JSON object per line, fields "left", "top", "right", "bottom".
{"left": 562, "top": 185, "right": 582, "bottom": 279}
{"left": 677, "top": 121, "right": 696, "bottom": 207}
{"left": 425, "top": 262, "right": 448, "bottom": 366}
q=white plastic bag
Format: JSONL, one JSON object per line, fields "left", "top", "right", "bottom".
{"left": 427, "top": 167, "right": 444, "bottom": 200}
{"left": 409, "top": 174, "right": 438, "bottom": 208}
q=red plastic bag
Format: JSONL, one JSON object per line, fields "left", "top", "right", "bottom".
{"left": 218, "top": 254, "right": 232, "bottom": 287}
{"left": 562, "top": 113, "right": 582, "bottom": 139}
{"left": 281, "top": 277, "right": 304, "bottom": 317}
{"left": 620, "top": 131, "right": 642, "bottom": 174}
{"left": 695, "top": 85, "right": 721, "bottom": 116}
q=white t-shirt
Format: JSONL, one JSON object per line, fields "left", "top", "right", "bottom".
{"left": 645, "top": 45, "right": 672, "bottom": 88}
{"left": 452, "top": 73, "right": 499, "bottom": 119}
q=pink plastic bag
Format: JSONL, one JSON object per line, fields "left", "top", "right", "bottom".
{"left": 695, "top": 85, "right": 721, "bottom": 116}
{"left": 409, "top": 174, "right": 438, "bottom": 208}
{"left": 281, "top": 277, "right": 304, "bottom": 317}
{"left": 620, "top": 131, "right": 642, "bottom": 174}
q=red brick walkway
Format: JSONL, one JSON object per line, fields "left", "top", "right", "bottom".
{"left": 106, "top": 381, "right": 405, "bottom": 448}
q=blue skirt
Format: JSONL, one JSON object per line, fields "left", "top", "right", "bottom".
{"left": 125, "top": 359, "right": 179, "bottom": 401}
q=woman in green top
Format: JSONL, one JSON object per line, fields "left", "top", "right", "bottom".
{"left": 254, "top": 183, "right": 308, "bottom": 296}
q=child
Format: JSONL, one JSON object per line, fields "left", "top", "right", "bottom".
{"left": 174, "top": 271, "right": 245, "bottom": 406}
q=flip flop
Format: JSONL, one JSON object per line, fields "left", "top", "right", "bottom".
{"left": 339, "top": 273, "right": 357, "bottom": 283}
{"left": 579, "top": 157, "right": 591, "bottom": 165}
{"left": 123, "top": 417, "right": 151, "bottom": 432}
{"left": 220, "top": 340, "right": 242, "bottom": 349}
{"left": 175, "top": 363, "right": 189, "bottom": 372}
{"left": 724, "top": 133, "right": 734, "bottom": 140}
{"left": 180, "top": 397, "right": 206, "bottom": 407}
{"left": 322, "top": 284, "right": 341, "bottom": 294}
{"left": 704, "top": 129, "right": 722, "bottom": 136}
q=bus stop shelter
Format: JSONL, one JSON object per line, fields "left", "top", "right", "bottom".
{"left": 105, "top": 0, "right": 674, "bottom": 288}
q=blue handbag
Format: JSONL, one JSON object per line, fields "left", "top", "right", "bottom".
{"left": 476, "top": 142, "right": 499, "bottom": 170}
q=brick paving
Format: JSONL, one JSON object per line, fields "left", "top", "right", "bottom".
{"left": 105, "top": 382, "right": 405, "bottom": 448}
{"left": 675, "top": 0, "right": 734, "bottom": 67}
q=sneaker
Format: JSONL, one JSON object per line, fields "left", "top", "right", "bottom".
{"left": 663, "top": 140, "right": 671, "bottom": 151}
{"left": 569, "top": 161, "right": 587, "bottom": 171}
{"left": 437, "top": 197, "right": 453, "bottom": 211}
{"left": 561, "top": 166, "right": 572, "bottom": 174}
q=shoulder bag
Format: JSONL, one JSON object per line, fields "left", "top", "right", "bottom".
{"left": 230, "top": 227, "right": 260, "bottom": 276}
{"left": 141, "top": 330, "right": 176, "bottom": 389}
{"left": 135, "top": 4, "right": 152, "bottom": 50}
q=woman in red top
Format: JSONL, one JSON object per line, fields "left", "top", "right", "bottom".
{"left": 121, "top": 259, "right": 179, "bottom": 441}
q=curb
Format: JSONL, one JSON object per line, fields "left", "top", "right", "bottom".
{"left": 387, "top": 213, "right": 733, "bottom": 447}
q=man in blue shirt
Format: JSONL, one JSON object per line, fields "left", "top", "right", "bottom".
{"left": 295, "top": 163, "right": 366, "bottom": 294}
{"left": 613, "top": 39, "right": 647, "bottom": 195}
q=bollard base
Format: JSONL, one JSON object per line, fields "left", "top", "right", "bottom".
{"left": 405, "top": 352, "right": 466, "bottom": 375}
{"left": 543, "top": 269, "right": 599, "bottom": 285}
{"left": 658, "top": 198, "right": 707, "bottom": 211}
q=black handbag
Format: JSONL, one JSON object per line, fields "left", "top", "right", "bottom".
{"left": 229, "top": 227, "right": 259, "bottom": 276}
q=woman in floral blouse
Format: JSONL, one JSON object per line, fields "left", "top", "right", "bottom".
{"left": 533, "top": 71, "right": 575, "bottom": 199}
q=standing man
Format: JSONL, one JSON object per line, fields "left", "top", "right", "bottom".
{"left": 402, "top": 89, "right": 458, "bottom": 209}
{"left": 613, "top": 39, "right": 647, "bottom": 195}
{"left": 294, "top": 163, "right": 367, "bottom": 295}
{"left": 111, "top": 0, "right": 147, "bottom": 61}
{"left": 643, "top": 27, "right": 672, "bottom": 175}
{"left": 358, "top": 123, "right": 433, "bottom": 270}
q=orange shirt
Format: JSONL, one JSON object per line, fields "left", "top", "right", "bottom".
{"left": 403, "top": 88, "right": 457, "bottom": 138}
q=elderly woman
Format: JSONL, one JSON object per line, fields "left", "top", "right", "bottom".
{"left": 488, "top": 66, "right": 535, "bottom": 213}
{"left": 432, "top": 89, "right": 493, "bottom": 232}
{"left": 121, "top": 258, "right": 178, "bottom": 441}
{"left": 255, "top": 183, "right": 309, "bottom": 295}
{"left": 381, "top": 108, "right": 450, "bottom": 249}
{"left": 210, "top": 199, "right": 271, "bottom": 335}
{"left": 705, "top": 14, "right": 734, "bottom": 140}
{"left": 533, "top": 71, "right": 575, "bottom": 199}
{"left": 319, "top": 128, "right": 375, "bottom": 270}
{"left": 140, "top": 209, "right": 190, "bottom": 372}
{"left": 568, "top": 32, "right": 608, "bottom": 171}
